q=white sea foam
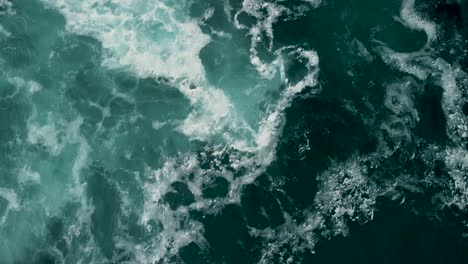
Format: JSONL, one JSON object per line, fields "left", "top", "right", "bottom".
{"left": 42, "top": 0, "right": 323, "bottom": 262}
{"left": 254, "top": 154, "right": 382, "bottom": 263}
{"left": 0, "top": 188, "right": 19, "bottom": 225}
{"left": 0, "top": 0, "right": 14, "bottom": 15}
{"left": 375, "top": 0, "right": 468, "bottom": 236}
{"left": 384, "top": 79, "right": 419, "bottom": 119}
{"left": 151, "top": 120, "right": 167, "bottom": 130}
{"left": 315, "top": 157, "right": 379, "bottom": 234}
{"left": 18, "top": 166, "right": 41, "bottom": 185}
{"left": 376, "top": 45, "right": 466, "bottom": 145}
{"left": 255, "top": 47, "right": 319, "bottom": 161}
{"left": 35, "top": 0, "right": 468, "bottom": 261}
{"left": 379, "top": 0, "right": 463, "bottom": 107}
{"left": 444, "top": 148, "right": 468, "bottom": 208}
{"left": 247, "top": 3, "right": 287, "bottom": 79}
{"left": 27, "top": 124, "right": 61, "bottom": 153}
{"left": 235, "top": 0, "right": 321, "bottom": 79}
{"left": 381, "top": 78, "right": 420, "bottom": 141}
{"left": 43, "top": 0, "right": 210, "bottom": 82}
{"left": 0, "top": 24, "right": 10, "bottom": 38}
{"left": 38, "top": 0, "right": 468, "bottom": 261}
{"left": 8, "top": 76, "right": 42, "bottom": 94}
{"left": 399, "top": 0, "right": 437, "bottom": 46}
{"left": 138, "top": 46, "right": 319, "bottom": 262}
{"left": 43, "top": 0, "right": 321, "bottom": 152}
{"left": 43, "top": 0, "right": 250, "bottom": 148}
{"left": 252, "top": 213, "right": 323, "bottom": 264}
{"left": 177, "top": 81, "right": 234, "bottom": 141}
{"left": 138, "top": 155, "right": 206, "bottom": 262}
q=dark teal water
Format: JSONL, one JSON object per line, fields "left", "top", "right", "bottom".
{"left": 0, "top": 0, "right": 468, "bottom": 263}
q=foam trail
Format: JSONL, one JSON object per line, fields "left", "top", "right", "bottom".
{"left": 0, "top": 0, "right": 14, "bottom": 15}
{"left": 38, "top": 0, "right": 324, "bottom": 262}
{"left": 43, "top": 0, "right": 249, "bottom": 146}
{"left": 380, "top": 78, "right": 420, "bottom": 142}
{"left": 0, "top": 188, "right": 19, "bottom": 225}
{"left": 137, "top": 44, "right": 319, "bottom": 264}
{"left": 255, "top": 48, "right": 319, "bottom": 162}
{"left": 18, "top": 166, "right": 41, "bottom": 185}
{"left": 43, "top": 0, "right": 210, "bottom": 81}
{"left": 400, "top": 0, "right": 437, "bottom": 46}
{"left": 43, "top": 0, "right": 321, "bottom": 151}
{"left": 376, "top": 0, "right": 466, "bottom": 142}
{"left": 444, "top": 148, "right": 468, "bottom": 208}
{"left": 375, "top": 0, "right": 468, "bottom": 235}
{"left": 236, "top": 0, "right": 320, "bottom": 79}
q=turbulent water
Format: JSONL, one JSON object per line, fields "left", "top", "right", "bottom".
{"left": 0, "top": 0, "right": 468, "bottom": 263}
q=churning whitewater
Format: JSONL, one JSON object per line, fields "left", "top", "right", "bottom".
{"left": 0, "top": 0, "right": 467, "bottom": 263}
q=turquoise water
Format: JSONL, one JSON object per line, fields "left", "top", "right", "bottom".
{"left": 0, "top": 0, "right": 467, "bottom": 263}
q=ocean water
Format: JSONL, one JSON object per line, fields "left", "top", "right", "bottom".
{"left": 0, "top": 0, "right": 468, "bottom": 263}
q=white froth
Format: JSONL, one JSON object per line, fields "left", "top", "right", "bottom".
{"left": 237, "top": 0, "right": 321, "bottom": 79}
{"left": 245, "top": 2, "right": 287, "bottom": 79}
{"left": 377, "top": 47, "right": 429, "bottom": 80}
{"left": 384, "top": 80, "right": 418, "bottom": 118}
{"left": 377, "top": 43, "right": 466, "bottom": 143}
{"left": 351, "top": 39, "right": 373, "bottom": 62}
{"left": 374, "top": 0, "right": 468, "bottom": 241}
{"left": 42, "top": 0, "right": 325, "bottom": 262}
{"left": 0, "top": 0, "right": 14, "bottom": 15}
{"left": 255, "top": 48, "right": 319, "bottom": 156}
{"left": 139, "top": 155, "right": 206, "bottom": 262}
{"left": 140, "top": 57, "right": 320, "bottom": 258}
{"left": 315, "top": 158, "right": 378, "bottom": 234}
{"left": 143, "top": 44, "right": 319, "bottom": 262}
{"left": 68, "top": 117, "right": 90, "bottom": 181}
{"left": 44, "top": 0, "right": 210, "bottom": 81}
{"left": 254, "top": 155, "right": 381, "bottom": 262}
{"left": 381, "top": 79, "right": 420, "bottom": 141}
{"left": 433, "top": 58, "right": 460, "bottom": 104}
{"left": 0, "top": 24, "right": 11, "bottom": 38}
{"left": 178, "top": 82, "right": 233, "bottom": 141}
{"left": 18, "top": 166, "right": 41, "bottom": 185}
{"left": 44, "top": 0, "right": 250, "bottom": 147}
{"left": 0, "top": 188, "right": 19, "bottom": 225}
{"left": 8, "top": 76, "right": 42, "bottom": 94}
{"left": 444, "top": 148, "right": 468, "bottom": 208}
{"left": 400, "top": 0, "right": 437, "bottom": 46}
{"left": 147, "top": 46, "right": 319, "bottom": 261}
{"left": 303, "top": 0, "right": 322, "bottom": 6}
{"left": 253, "top": 213, "right": 323, "bottom": 263}
{"left": 152, "top": 120, "right": 167, "bottom": 130}
{"left": 27, "top": 113, "right": 65, "bottom": 156}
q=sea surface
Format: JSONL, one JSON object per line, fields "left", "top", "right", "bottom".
{"left": 0, "top": 0, "right": 468, "bottom": 263}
